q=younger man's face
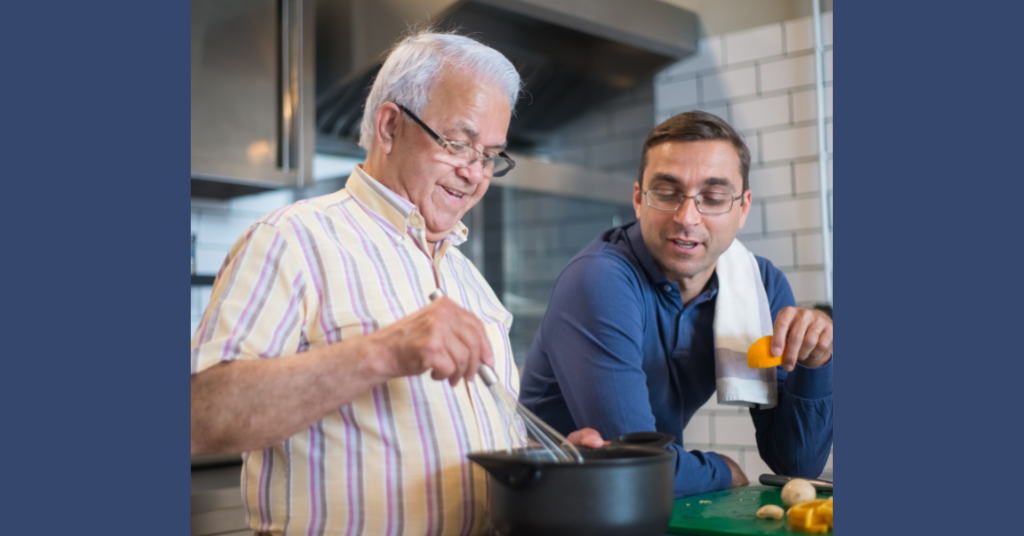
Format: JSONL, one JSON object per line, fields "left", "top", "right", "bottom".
{"left": 633, "top": 140, "right": 752, "bottom": 286}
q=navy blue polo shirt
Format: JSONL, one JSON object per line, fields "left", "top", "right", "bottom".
{"left": 519, "top": 222, "right": 833, "bottom": 498}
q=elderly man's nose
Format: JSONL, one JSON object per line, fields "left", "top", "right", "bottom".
{"left": 456, "top": 161, "right": 488, "bottom": 183}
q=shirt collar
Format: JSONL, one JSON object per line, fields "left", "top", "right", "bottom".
{"left": 346, "top": 165, "right": 469, "bottom": 246}
{"left": 623, "top": 221, "right": 718, "bottom": 303}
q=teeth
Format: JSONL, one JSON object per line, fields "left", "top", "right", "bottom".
{"left": 443, "top": 187, "right": 464, "bottom": 199}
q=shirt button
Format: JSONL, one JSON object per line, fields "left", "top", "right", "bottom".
{"left": 663, "top": 285, "right": 672, "bottom": 292}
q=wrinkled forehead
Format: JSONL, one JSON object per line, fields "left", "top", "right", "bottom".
{"left": 424, "top": 68, "right": 511, "bottom": 143}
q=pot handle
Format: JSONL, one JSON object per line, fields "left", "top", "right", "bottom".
{"left": 470, "top": 457, "right": 543, "bottom": 491}
{"left": 613, "top": 431, "right": 676, "bottom": 450}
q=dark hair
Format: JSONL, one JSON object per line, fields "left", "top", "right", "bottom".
{"left": 637, "top": 111, "right": 751, "bottom": 192}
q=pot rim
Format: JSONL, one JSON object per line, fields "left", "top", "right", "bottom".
{"left": 467, "top": 445, "right": 675, "bottom": 467}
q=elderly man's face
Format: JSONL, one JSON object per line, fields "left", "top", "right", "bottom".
{"left": 391, "top": 69, "right": 511, "bottom": 243}
{"left": 633, "top": 140, "right": 752, "bottom": 286}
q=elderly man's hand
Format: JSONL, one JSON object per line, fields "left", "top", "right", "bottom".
{"left": 771, "top": 306, "right": 833, "bottom": 372}
{"left": 565, "top": 427, "right": 607, "bottom": 449}
{"left": 370, "top": 295, "right": 495, "bottom": 386}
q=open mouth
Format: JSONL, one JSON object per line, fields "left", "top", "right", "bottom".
{"left": 670, "top": 239, "right": 699, "bottom": 250}
{"left": 441, "top": 186, "right": 465, "bottom": 200}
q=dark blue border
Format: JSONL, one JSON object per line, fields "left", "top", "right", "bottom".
{"left": 4, "top": 2, "right": 183, "bottom": 534}
{"left": 845, "top": 1, "right": 1023, "bottom": 534}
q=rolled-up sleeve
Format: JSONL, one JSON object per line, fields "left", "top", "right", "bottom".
{"left": 190, "top": 223, "right": 308, "bottom": 375}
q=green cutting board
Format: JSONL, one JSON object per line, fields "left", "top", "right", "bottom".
{"left": 666, "top": 485, "right": 832, "bottom": 535}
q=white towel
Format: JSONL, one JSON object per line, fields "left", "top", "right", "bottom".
{"left": 713, "top": 239, "right": 778, "bottom": 409}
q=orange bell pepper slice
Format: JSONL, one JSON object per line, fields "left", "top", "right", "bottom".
{"left": 747, "top": 335, "right": 783, "bottom": 368}
{"left": 789, "top": 498, "right": 833, "bottom": 533}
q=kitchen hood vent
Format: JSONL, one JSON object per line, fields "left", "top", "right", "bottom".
{"left": 315, "top": 0, "right": 698, "bottom": 153}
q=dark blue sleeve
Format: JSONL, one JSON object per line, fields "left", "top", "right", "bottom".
{"left": 540, "top": 252, "right": 732, "bottom": 497}
{"left": 750, "top": 257, "right": 833, "bottom": 478}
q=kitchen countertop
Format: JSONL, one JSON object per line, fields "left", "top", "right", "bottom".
{"left": 664, "top": 471, "right": 834, "bottom": 536}
{"left": 189, "top": 463, "right": 833, "bottom": 536}
{"left": 192, "top": 462, "right": 249, "bottom": 536}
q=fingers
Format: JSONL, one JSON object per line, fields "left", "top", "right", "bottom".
{"left": 566, "top": 427, "right": 605, "bottom": 449}
{"left": 804, "top": 313, "right": 833, "bottom": 368}
{"left": 771, "top": 307, "right": 798, "bottom": 371}
{"left": 419, "top": 297, "right": 493, "bottom": 385}
{"left": 772, "top": 307, "right": 834, "bottom": 372}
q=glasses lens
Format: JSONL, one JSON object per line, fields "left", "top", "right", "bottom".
{"left": 647, "top": 191, "right": 679, "bottom": 210}
{"left": 491, "top": 157, "right": 511, "bottom": 176}
{"left": 696, "top": 194, "right": 733, "bottom": 214}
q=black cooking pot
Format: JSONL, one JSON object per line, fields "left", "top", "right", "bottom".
{"left": 467, "top": 432, "right": 676, "bottom": 536}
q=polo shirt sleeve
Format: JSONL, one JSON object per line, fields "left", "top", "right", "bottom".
{"left": 190, "top": 222, "right": 309, "bottom": 375}
{"left": 749, "top": 257, "right": 833, "bottom": 477}
{"left": 539, "top": 252, "right": 732, "bottom": 497}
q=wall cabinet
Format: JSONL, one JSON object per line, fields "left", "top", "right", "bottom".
{"left": 191, "top": 0, "right": 314, "bottom": 198}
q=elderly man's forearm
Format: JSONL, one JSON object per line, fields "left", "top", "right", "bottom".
{"left": 190, "top": 338, "right": 387, "bottom": 455}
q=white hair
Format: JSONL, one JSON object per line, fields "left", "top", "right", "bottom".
{"left": 358, "top": 30, "right": 522, "bottom": 150}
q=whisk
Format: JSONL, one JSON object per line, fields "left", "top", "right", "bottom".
{"left": 428, "top": 289, "right": 583, "bottom": 464}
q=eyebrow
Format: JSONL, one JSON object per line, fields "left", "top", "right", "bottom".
{"left": 649, "top": 173, "right": 737, "bottom": 191}
{"left": 445, "top": 121, "right": 507, "bottom": 150}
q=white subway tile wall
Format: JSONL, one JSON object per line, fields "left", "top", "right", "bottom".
{"left": 749, "top": 164, "right": 793, "bottom": 198}
{"left": 191, "top": 189, "right": 296, "bottom": 337}
{"left": 701, "top": 66, "right": 757, "bottom": 104}
{"left": 761, "top": 125, "right": 819, "bottom": 163}
{"left": 658, "top": 12, "right": 833, "bottom": 478}
{"left": 760, "top": 54, "right": 816, "bottom": 94}
{"left": 743, "top": 236, "right": 796, "bottom": 269}
{"left": 731, "top": 94, "right": 790, "bottom": 131}
{"left": 725, "top": 24, "right": 784, "bottom": 65}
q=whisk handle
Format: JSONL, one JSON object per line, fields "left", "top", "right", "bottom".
{"left": 478, "top": 364, "right": 499, "bottom": 387}
{"left": 427, "top": 288, "right": 499, "bottom": 387}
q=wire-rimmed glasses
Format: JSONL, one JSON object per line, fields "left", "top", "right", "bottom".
{"left": 642, "top": 189, "right": 743, "bottom": 214}
{"left": 396, "top": 103, "right": 516, "bottom": 177}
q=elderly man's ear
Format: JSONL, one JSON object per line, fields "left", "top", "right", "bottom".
{"left": 375, "top": 103, "right": 401, "bottom": 155}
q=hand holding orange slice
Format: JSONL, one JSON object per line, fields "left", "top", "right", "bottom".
{"left": 747, "top": 335, "right": 783, "bottom": 368}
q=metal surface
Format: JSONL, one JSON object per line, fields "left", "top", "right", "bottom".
{"left": 191, "top": 0, "right": 314, "bottom": 196}
{"left": 757, "top": 474, "right": 833, "bottom": 492}
{"left": 667, "top": 485, "right": 833, "bottom": 535}
{"left": 468, "top": 436, "right": 676, "bottom": 536}
{"left": 813, "top": 0, "right": 834, "bottom": 306}
{"left": 315, "top": 0, "right": 697, "bottom": 150}
{"left": 493, "top": 153, "right": 635, "bottom": 204}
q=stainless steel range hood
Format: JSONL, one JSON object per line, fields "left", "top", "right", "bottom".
{"left": 315, "top": 0, "right": 698, "bottom": 153}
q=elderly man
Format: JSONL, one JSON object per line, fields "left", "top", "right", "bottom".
{"left": 191, "top": 31, "right": 601, "bottom": 536}
{"left": 519, "top": 111, "right": 834, "bottom": 498}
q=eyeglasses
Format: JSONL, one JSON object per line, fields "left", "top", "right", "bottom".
{"left": 396, "top": 103, "right": 516, "bottom": 177}
{"left": 642, "top": 189, "right": 743, "bottom": 214}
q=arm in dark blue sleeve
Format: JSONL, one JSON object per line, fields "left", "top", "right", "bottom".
{"left": 749, "top": 258, "right": 833, "bottom": 477}
{"left": 541, "top": 254, "right": 732, "bottom": 497}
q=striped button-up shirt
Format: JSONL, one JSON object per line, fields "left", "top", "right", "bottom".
{"left": 191, "top": 165, "right": 518, "bottom": 536}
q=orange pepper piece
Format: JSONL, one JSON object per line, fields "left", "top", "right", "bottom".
{"left": 747, "top": 335, "right": 783, "bottom": 368}
{"left": 820, "top": 500, "right": 833, "bottom": 529}
{"left": 789, "top": 498, "right": 832, "bottom": 533}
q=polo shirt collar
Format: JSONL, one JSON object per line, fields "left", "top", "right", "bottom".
{"left": 346, "top": 165, "right": 469, "bottom": 246}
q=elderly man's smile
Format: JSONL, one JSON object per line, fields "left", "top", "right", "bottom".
{"left": 440, "top": 184, "right": 467, "bottom": 200}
